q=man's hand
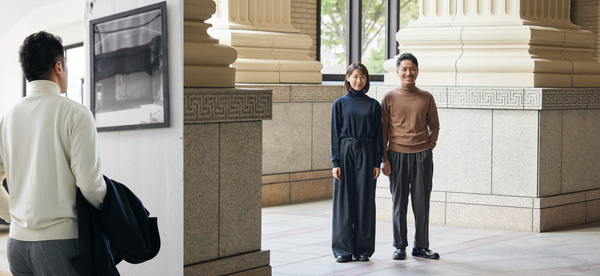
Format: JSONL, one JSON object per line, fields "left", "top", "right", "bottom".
{"left": 332, "top": 167, "right": 341, "bottom": 180}
{"left": 373, "top": 167, "right": 380, "bottom": 179}
{"left": 382, "top": 161, "right": 391, "bottom": 176}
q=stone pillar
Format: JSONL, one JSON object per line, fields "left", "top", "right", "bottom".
{"left": 183, "top": 1, "right": 272, "bottom": 275}
{"left": 376, "top": 0, "right": 600, "bottom": 232}
{"left": 184, "top": 0, "right": 237, "bottom": 87}
{"left": 207, "top": 0, "right": 323, "bottom": 83}
{"left": 384, "top": 0, "right": 600, "bottom": 87}
{"left": 571, "top": 0, "right": 600, "bottom": 59}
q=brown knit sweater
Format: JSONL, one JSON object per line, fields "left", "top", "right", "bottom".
{"left": 381, "top": 84, "right": 440, "bottom": 161}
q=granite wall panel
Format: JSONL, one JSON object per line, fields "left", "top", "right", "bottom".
{"left": 219, "top": 122, "right": 263, "bottom": 257}
{"left": 562, "top": 109, "right": 600, "bottom": 193}
{"left": 492, "top": 110, "right": 539, "bottom": 197}
{"left": 263, "top": 102, "right": 312, "bottom": 174}
{"left": 538, "top": 110, "right": 563, "bottom": 197}
{"left": 262, "top": 183, "right": 290, "bottom": 206}
{"left": 434, "top": 108, "right": 493, "bottom": 194}
{"left": 446, "top": 203, "right": 533, "bottom": 231}
{"left": 534, "top": 202, "right": 587, "bottom": 232}
{"left": 184, "top": 123, "right": 220, "bottom": 264}
{"left": 290, "top": 178, "right": 332, "bottom": 202}
{"left": 312, "top": 102, "right": 333, "bottom": 170}
{"left": 587, "top": 199, "right": 600, "bottom": 223}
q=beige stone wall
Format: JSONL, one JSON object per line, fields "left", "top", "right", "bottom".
{"left": 571, "top": 0, "right": 600, "bottom": 59}
{"left": 291, "top": 0, "right": 318, "bottom": 60}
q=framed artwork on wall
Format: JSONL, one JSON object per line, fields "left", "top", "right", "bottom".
{"left": 90, "top": 1, "right": 169, "bottom": 131}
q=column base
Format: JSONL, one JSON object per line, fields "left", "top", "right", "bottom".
{"left": 376, "top": 188, "right": 600, "bottom": 232}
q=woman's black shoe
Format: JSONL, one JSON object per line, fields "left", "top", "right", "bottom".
{"left": 336, "top": 256, "right": 352, "bottom": 263}
{"left": 354, "top": 255, "right": 369, "bottom": 261}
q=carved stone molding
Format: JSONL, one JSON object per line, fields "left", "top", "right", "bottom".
{"left": 447, "top": 87, "right": 524, "bottom": 109}
{"left": 371, "top": 85, "right": 600, "bottom": 110}
{"left": 184, "top": 88, "right": 272, "bottom": 123}
{"left": 538, "top": 88, "right": 600, "bottom": 109}
{"left": 429, "top": 86, "right": 600, "bottom": 110}
{"left": 195, "top": 85, "right": 600, "bottom": 110}
{"left": 291, "top": 85, "right": 342, "bottom": 102}
{"left": 236, "top": 85, "right": 291, "bottom": 102}
{"left": 237, "top": 84, "right": 343, "bottom": 102}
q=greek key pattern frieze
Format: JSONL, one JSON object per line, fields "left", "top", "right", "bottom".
{"left": 426, "top": 87, "right": 448, "bottom": 108}
{"left": 235, "top": 85, "right": 290, "bottom": 102}
{"left": 540, "top": 89, "right": 600, "bottom": 109}
{"left": 447, "top": 88, "right": 523, "bottom": 109}
{"left": 523, "top": 89, "right": 542, "bottom": 109}
{"left": 291, "top": 85, "right": 343, "bottom": 102}
{"left": 184, "top": 88, "right": 272, "bottom": 123}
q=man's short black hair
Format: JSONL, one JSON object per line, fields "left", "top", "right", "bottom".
{"left": 19, "top": 31, "right": 64, "bottom": 82}
{"left": 396, "top": 52, "right": 418, "bottom": 69}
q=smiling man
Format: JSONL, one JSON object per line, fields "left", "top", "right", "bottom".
{"left": 381, "top": 53, "right": 440, "bottom": 261}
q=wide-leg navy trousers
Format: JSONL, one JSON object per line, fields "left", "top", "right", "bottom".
{"left": 332, "top": 138, "right": 377, "bottom": 258}
{"left": 388, "top": 149, "right": 433, "bottom": 249}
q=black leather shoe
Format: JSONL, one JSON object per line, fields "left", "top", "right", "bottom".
{"left": 392, "top": 248, "right": 406, "bottom": 260}
{"left": 354, "top": 255, "right": 369, "bottom": 261}
{"left": 336, "top": 256, "right": 352, "bottom": 263}
{"left": 412, "top": 247, "right": 440, "bottom": 259}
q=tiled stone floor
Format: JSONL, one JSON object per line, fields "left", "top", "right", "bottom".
{"left": 0, "top": 199, "right": 599, "bottom": 275}
{"left": 262, "top": 199, "right": 600, "bottom": 276}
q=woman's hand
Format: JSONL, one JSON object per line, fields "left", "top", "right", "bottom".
{"left": 332, "top": 167, "right": 342, "bottom": 180}
{"left": 373, "top": 167, "right": 380, "bottom": 179}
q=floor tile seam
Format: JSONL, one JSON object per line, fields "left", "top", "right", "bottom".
{"left": 435, "top": 231, "right": 533, "bottom": 255}
{"left": 321, "top": 258, "right": 419, "bottom": 276}
{"left": 263, "top": 210, "right": 331, "bottom": 217}
{"left": 262, "top": 223, "right": 330, "bottom": 240}
{"left": 469, "top": 263, "right": 600, "bottom": 276}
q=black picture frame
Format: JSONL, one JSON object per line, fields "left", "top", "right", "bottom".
{"left": 90, "top": 1, "right": 169, "bottom": 132}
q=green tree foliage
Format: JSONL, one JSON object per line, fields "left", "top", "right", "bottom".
{"left": 321, "top": 0, "right": 419, "bottom": 73}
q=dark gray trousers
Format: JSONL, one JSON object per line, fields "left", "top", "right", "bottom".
{"left": 388, "top": 149, "right": 433, "bottom": 249}
{"left": 7, "top": 237, "right": 80, "bottom": 276}
{"left": 332, "top": 138, "right": 377, "bottom": 258}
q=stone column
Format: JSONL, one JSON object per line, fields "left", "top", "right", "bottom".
{"left": 207, "top": 0, "right": 323, "bottom": 83}
{"left": 183, "top": 1, "right": 272, "bottom": 275}
{"left": 384, "top": 0, "right": 600, "bottom": 87}
{"left": 376, "top": 0, "right": 600, "bottom": 232}
{"left": 184, "top": 0, "right": 237, "bottom": 87}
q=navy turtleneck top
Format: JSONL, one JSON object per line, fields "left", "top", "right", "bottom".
{"left": 330, "top": 88, "right": 383, "bottom": 168}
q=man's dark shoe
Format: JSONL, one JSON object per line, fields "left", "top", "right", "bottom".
{"left": 412, "top": 247, "right": 440, "bottom": 259}
{"left": 336, "top": 256, "right": 352, "bottom": 263}
{"left": 354, "top": 255, "right": 369, "bottom": 261}
{"left": 392, "top": 248, "right": 406, "bottom": 260}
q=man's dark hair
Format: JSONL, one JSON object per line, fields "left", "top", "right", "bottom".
{"left": 344, "top": 62, "right": 371, "bottom": 93}
{"left": 396, "top": 52, "right": 418, "bottom": 69}
{"left": 19, "top": 31, "right": 64, "bottom": 82}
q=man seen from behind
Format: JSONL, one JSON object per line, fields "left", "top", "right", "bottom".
{"left": 0, "top": 31, "right": 107, "bottom": 275}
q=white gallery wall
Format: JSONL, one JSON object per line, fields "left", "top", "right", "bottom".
{"left": 0, "top": 0, "right": 82, "bottom": 114}
{"left": 84, "top": 0, "right": 184, "bottom": 275}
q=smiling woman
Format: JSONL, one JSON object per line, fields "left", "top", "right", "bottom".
{"left": 330, "top": 62, "right": 383, "bottom": 263}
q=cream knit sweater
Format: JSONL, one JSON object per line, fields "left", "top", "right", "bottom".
{"left": 0, "top": 80, "right": 106, "bottom": 241}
